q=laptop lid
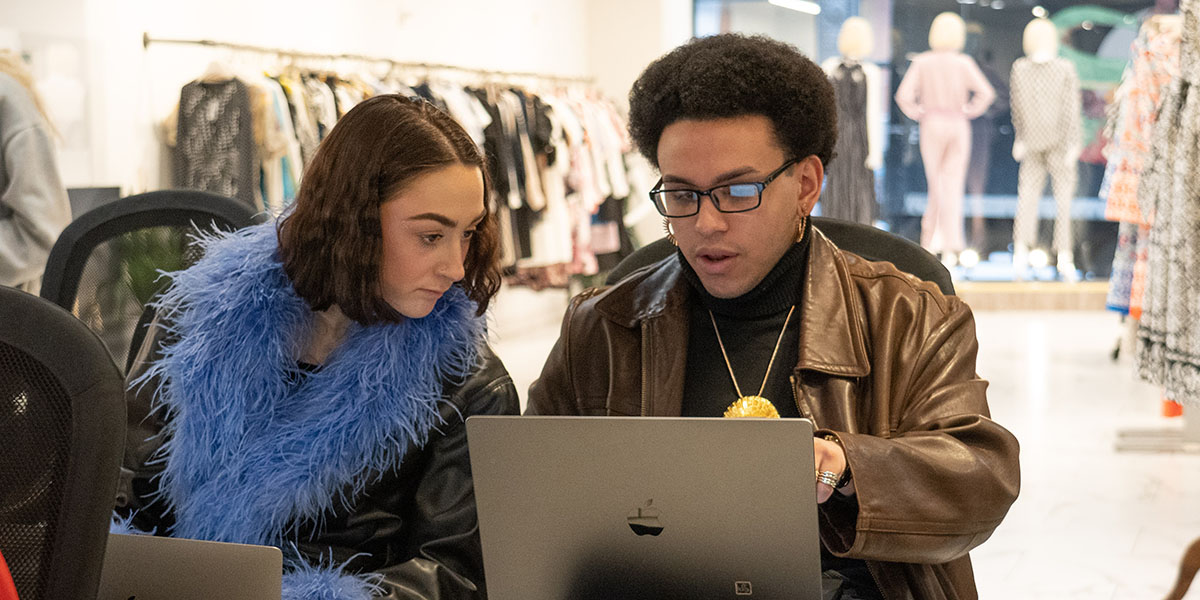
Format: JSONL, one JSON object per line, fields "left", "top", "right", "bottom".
{"left": 96, "top": 533, "right": 282, "bottom": 600}
{"left": 467, "top": 416, "right": 823, "bottom": 600}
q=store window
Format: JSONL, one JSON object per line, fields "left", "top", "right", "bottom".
{"left": 694, "top": 0, "right": 1165, "bottom": 281}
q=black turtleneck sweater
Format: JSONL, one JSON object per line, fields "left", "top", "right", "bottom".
{"left": 677, "top": 220, "right": 882, "bottom": 599}
{"left": 680, "top": 230, "right": 808, "bottom": 418}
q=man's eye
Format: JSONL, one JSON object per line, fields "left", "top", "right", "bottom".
{"left": 727, "top": 184, "right": 759, "bottom": 198}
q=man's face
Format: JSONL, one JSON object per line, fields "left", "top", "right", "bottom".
{"left": 656, "top": 115, "right": 822, "bottom": 298}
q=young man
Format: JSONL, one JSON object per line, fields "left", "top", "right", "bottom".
{"left": 527, "top": 34, "right": 1019, "bottom": 599}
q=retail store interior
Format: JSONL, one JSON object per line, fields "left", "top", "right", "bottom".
{"left": 1, "top": 0, "right": 1198, "bottom": 598}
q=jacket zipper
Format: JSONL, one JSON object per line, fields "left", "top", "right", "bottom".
{"left": 865, "top": 560, "right": 890, "bottom": 600}
{"left": 790, "top": 374, "right": 806, "bottom": 418}
{"left": 640, "top": 323, "right": 650, "bottom": 416}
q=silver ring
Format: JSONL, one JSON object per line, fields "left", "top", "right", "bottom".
{"left": 816, "top": 470, "right": 840, "bottom": 488}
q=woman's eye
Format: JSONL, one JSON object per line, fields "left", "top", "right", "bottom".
{"left": 421, "top": 234, "right": 443, "bottom": 244}
{"left": 462, "top": 230, "right": 476, "bottom": 240}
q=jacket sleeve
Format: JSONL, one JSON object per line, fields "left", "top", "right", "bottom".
{"left": 0, "top": 122, "right": 70, "bottom": 288}
{"left": 893, "top": 57, "right": 925, "bottom": 122}
{"left": 525, "top": 292, "right": 593, "bottom": 416}
{"left": 372, "top": 348, "right": 520, "bottom": 600}
{"left": 962, "top": 56, "right": 997, "bottom": 120}
{"left": 114, "top": 308, "right": 176, "bottom": 533}
{"left": 818, "top": 299, "right": 1020, "bottom": 565}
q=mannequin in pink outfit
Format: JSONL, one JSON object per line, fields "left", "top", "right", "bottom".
{"left": 895, "top": 12, "right": 996, "bottom": 263}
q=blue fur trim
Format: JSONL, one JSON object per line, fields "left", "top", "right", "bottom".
{"left": 281, "top": 558, "right": 383, "bottom": 600}
{"left": 134, "top": 221, "right": 484, "bottom": 550}
{"left": 110, "top": 513, "right": 150, "bottom": 536}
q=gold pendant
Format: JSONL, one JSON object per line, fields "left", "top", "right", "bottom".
{"left": 723, "top": 396, "right": 781, "bottom": 419}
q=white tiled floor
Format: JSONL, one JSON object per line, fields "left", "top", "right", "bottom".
{"left": 489, "top": 288, "right": 1200, "bottom": 599}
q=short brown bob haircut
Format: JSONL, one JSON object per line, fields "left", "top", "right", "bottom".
{"left": 278, "top": 94, "right": 501, "bottom": 324}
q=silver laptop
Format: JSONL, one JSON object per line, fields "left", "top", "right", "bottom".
{"left": 97, "top": 533, "right": 282, "bottom": 600}
{"left": 467, "top": 416, "right": 823, "bottom": 600}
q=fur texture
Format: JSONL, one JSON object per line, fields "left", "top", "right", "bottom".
{"left": 131, "top": 221, "right": 484, "bottom": 599}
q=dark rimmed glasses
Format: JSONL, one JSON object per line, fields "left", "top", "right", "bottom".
{"left": 649, "top": 158, "right": 798, "bottom": 218}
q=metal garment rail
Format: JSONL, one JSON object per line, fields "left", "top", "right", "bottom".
{"left": 141, "top": 32, "right": 595, "bottom": 85}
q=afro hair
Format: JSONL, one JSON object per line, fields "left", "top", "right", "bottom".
{"left": 628, "top": 34, "right": 837, "bottom": 170}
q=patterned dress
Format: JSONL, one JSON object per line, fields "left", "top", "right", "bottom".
{"left": 1135, "top": 8, "right": 1198, "bottom": 406}
{"left": 1102, "top": 24, "right": 1180, "bottom": 316}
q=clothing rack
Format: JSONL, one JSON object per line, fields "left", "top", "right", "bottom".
{"left": 141, "top": 33, "right": 595, "bottom": 85}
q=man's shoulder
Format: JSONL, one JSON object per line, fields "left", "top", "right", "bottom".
{"left": 833, "top": 248, "right": 961, "bottom": 317}
{"left": 569, "top": 254, "right": 685, "bottom": 328}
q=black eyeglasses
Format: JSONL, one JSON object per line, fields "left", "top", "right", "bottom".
{"left": 649, "top": 158, "right": 798, "bottom": 218}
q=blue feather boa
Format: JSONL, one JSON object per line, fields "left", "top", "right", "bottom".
{"left": 131, "top": 221, "right": 485, "bottom": 599}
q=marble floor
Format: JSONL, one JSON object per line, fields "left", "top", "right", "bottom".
{"left": 489, "top": 287, "right": 1200, "bottom": 599}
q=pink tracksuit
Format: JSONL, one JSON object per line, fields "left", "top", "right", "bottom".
{"left": 895, "top": 51, "right": 996, "bottom": 253}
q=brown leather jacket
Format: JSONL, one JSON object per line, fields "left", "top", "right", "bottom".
{"left": 527, "top": 228, "right": 1021, "bottom": 600}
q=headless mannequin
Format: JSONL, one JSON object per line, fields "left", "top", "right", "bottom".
{"left": 820, "top": 17, "right": 883, "bottom": 224}
{"left": 895, "top": 12, "right": 995, "bottom": 263}
{"left": 1010, "top": 18, "right": 1082, "bottom": 281}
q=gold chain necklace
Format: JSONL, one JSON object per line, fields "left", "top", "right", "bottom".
{"left": 709, "top": 305, "right": 796, "bottom": 418}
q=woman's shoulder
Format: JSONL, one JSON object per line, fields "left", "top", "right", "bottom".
{"left": 443, "top": 343, "right": 519, "bottom": 417}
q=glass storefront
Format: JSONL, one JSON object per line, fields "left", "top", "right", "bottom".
{"left": 694, "top": 0, "right": 1166, "bottom": 280}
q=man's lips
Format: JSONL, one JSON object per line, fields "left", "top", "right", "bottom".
{"left": 695, "top": 249, "right": 738, "bottom": 273}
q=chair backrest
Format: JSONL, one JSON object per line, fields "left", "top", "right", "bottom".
{"left": 40, "top": 190, "right": 266, "bottom": 373}
{"left": 605, "top": 216, "right": 955, "bottom": 295}
{"left": 0, "top": 286, "right": 126, "bottom": 600}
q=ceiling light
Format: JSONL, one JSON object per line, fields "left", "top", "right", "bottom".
{"left": 957, "top": 0, "right": 977, "bottom": 4}
{"left": 768, "top": 0, "right": 822, "bottom": 15}
{"left": 991, "top": 0, "right": 1005, "bottom": 8}
{"left": 1081, "top": 20, "right": 1094, "bottom": 30}
{"left": 1032, "top": 6, "right": 1047, "bottom": 18}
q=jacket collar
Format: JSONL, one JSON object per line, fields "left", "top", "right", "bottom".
{"left": 594, "top": 227, "right": 870, "bottom": 378}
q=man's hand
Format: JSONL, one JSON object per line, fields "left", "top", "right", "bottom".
{"left": 813, "top": 436, "right": 852, "bottom": 504}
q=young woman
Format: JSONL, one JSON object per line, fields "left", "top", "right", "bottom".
{"left": 117, "top": 95, "right": 518, "bottom": 599}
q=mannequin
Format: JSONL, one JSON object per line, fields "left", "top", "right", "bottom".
{"left": 820, "top": 17, "right": 883, "bottom": 225}
{"left": 1010, "top": 18, "right": 1082, "bottom": 281}
{"left": 895, "top": 12, "right": 996, "bottom": 263}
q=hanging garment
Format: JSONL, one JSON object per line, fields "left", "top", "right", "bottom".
{"left": 1010, "top": 57, "right": 1083, "bottom": 253}
{"left": 821, "top": 60, "right": 877, "bottom": 225}
{"left": 1135, "top": 9, "right": 1195, "bottom": 406}
{"left": 175, "top": 78, "right": 257, "bottom": 209}
{"left": 1102, "top": 24, "right": 1182, "bottom": 224}
{"left": 895, "top": 51, "right": 995, "bottom": 253}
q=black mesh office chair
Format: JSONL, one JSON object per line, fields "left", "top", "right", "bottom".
{"left": 0, "top": 286, "right": 125, "bottom": 600}
{"left": 40, "top": 190, "right": 266, "bottom": 373}
{"left": 607, "top": 216, "right": 955, "bottom": 295}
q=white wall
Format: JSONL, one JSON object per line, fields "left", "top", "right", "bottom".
{"left": 585, "top": 0, "right": 693, "bottom": 110}
{"left": 2, "top": 0, "right": 696, "bottom": 194}
{"left": 5, "top": 0, "right": 597, "bottom": 192}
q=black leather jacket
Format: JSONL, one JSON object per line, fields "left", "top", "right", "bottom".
{"left": 116, "top": 311, "right": 519, "bottom": 599}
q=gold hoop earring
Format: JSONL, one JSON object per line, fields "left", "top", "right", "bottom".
{"left": 663, "top": 218, "right": 678, "bottom": 246}
{"left": 795, "top": 215, "right": 808, "bottom": 244}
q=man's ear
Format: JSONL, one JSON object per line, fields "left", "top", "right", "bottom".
{"left": 796, "top": 155, "right": 824, "bottom": 216}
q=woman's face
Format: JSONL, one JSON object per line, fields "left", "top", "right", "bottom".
{"left": 378, "top": 163, "right": 486, "bottom": 319}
